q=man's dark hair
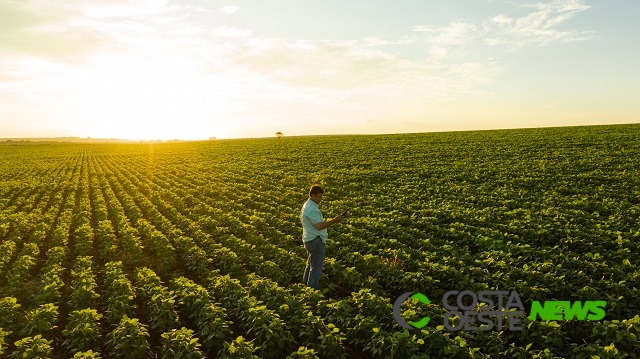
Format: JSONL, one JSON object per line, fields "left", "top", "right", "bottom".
{"left": 309, "top": 185, "right": 324, "bottom": 197}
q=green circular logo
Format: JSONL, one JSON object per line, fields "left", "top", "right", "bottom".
{"left": 393, "top": 292, "right": 431, "bottom": 329}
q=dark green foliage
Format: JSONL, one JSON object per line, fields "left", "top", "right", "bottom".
{"left": 135, "top": 267, "right": 180, "bottom": 333}
{"left": 106, "top": 316, "right": 150, "bottom": 359}
{"left": 20, "top": 303, "right": 59, "bottom": 337}
{"left": 62, "top": 308, "right": 103, "bottom": 354}
{"left": 103, "top": 261, "right": 136, "bottom": 326}
{"left": 0, "top": 297, "right": 22, "bottom": 333}
{"left": 11, "top": 334, "right": 53, "bottom": 359}
{"left": 171, "top": 277, "right": 231, "bottom": 354}
{"left": 72, "top": 350, "right": 102, "bottom": 359}
{"left": 0, "top": 327, "right": 8, "bottom": 356}
{"left": 160, "top": 328, "right": 204, "bottom": 359}
{"left": 68, "top": 257, "right": 100, "bottom": 310}
{"left": 218, "top": 336, "right": 261, "bottom": 359}
{"left": 286, "top": 346, "right": 320, "bottom": 359}
{"left": 1, "top": 124, "right": 639, "bottom": 357}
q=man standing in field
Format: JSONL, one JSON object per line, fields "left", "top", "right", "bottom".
{"left": 300, "top": 185, "right": 344, "bottom": 290}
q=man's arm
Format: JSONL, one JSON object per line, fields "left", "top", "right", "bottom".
{"left": 312, "top": 215, "right": 344, "bottom": 231}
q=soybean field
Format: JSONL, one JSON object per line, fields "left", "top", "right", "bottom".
{"left": 0, "top": 124, "right": 639, "bottom": 358}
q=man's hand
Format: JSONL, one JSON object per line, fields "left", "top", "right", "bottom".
{"left": 312, "top": 215, "right": 344, "bottom": 230}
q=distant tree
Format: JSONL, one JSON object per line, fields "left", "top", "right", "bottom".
{"left": 275, "top": 132, "right": 284, "bottom": 138}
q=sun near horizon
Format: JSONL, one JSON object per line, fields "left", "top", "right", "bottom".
{"left": 1, "top": 0, "right": 639, "bottom": 141}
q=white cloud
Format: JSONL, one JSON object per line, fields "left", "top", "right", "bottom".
{"left": 79, "top": 0, "right": 172, "bottom": 19}
{"left": 213, "top": 26, "right": 252, "bottom": 38}
{"left": 491, "top": 14, "right": 513, "bottom": 25}
{"left": 0, "top": 0, "right": 597, "bottom": 137}
{"left": 523, "top": 0, "right": 590, "bottom": 13}
{"left": 420, "top": 22, "right": 480, "bottom": 47}
{"left": 362, "top": 37, "right": 414, "bottom": 47}
{"left": 496, "top": 0, "right": 593, "bottom": 48}
{"left": 414, "top": 0, "right": 592, "bottom": 53}
{"left": 221, "top": 5, "right": 240, "bottom": 14}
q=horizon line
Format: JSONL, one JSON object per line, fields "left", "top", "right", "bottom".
{"left": 2, "top": 122, "right": 639, "bottom": 143}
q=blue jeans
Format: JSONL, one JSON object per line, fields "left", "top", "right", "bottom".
{"left": 302, "top": 236, "right": 325, "bottom": 290}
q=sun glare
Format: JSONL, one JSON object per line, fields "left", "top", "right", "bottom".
{"left": 70, "top": 53, "right": 233, "bottom": 140}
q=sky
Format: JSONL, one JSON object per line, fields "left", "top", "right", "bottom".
{"left": 0, "top": 0, "right": 638, "bottom": 140}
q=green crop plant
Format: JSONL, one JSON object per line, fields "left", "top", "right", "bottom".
{"left": 160, "top": 328, "right": 204, "bottom": 359}
{"left": 62, "top": 308, "right": 103, "bottom": 354}
{"left": 0, "top": 124, "right": 639, "bottom": 357}
{"left": 10, "top": 335, "right": 53, "bottom": 359}
{"left": 106, "top": 316, "right": 150, "bottom": 359}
